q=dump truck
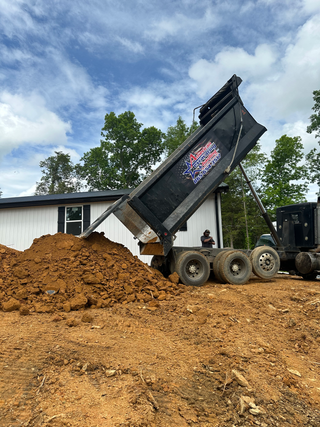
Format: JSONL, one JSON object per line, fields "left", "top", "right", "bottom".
{"left": 81, "top": 74, "right": 287, "bottom": 286}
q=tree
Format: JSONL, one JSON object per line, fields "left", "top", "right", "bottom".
{"left": 77, "top": 111, "right": 164, "bottom": 190}
{"left": 0, "top": 188, "right": 2, "bottom": 198}
{"left": 307, "top": 90, "right": 320, "bottom": 140}
{"left": 260, "top": 135, "right": 308, "bottom": 217}
{"left": 76, "top": 146, "right": 115, "bottom": 192}
{"left": 306, "top": 89, "right": 320, "bottom": 196}
{"left": 306, "top": 148, "right": 320, "bottom": 196}
{"left": 221, "top": 143, "right": 269, "bottom": 249}
{"left": 35, "top": 151, "right": 82, "bottom": 195}
{"left": 163, "top": 116, "right": 198, "bottom": 157}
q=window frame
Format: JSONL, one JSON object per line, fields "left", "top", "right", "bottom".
{"left": 65, "top": 205, "right": 83, "bottom": 236}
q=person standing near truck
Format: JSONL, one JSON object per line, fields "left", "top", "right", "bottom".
{"left": 201, "top": 230, "right": 215, "bottom": 247}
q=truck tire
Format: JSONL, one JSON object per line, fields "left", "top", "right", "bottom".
{"left": 212, "top": 252, "right": 226, "bottom": 283}
{"left": 213, "top": 250, "right": 236, "bottom": 283}
{"left": 250, "top": 246, "right": 280, "bottom": 279}
{"left": 219, "top": 251, "right": 252, "bottom": 285}
{"left": 175, "top": 251, "right": 210, "bottom": 287}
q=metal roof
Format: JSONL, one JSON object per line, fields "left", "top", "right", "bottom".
{"left": 0, "top": 189, "right": 132, "bottom": 209}
{"left": 0, "top": 183, "right": 228, "bottom": 209}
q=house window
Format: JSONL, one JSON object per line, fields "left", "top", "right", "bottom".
{"left": 66, "top": 206, "right": 82, "bottom": 235}
{"left": 179, "top": 222, "right": 187, "bottom": 231}
{"left": 58, "top": 205, "right": 90, "bottom": 234}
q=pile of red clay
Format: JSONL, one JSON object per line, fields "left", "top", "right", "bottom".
{"left": 0, "top": 232, "right": 184, "bottom": 314}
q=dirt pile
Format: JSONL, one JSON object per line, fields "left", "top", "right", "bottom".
{"left": 0, "top": 232, "right": 184, "bottom": 314}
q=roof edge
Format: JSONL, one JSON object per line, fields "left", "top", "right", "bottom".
{"left": 0, "top": 184, "right": 228, "bottom": 209}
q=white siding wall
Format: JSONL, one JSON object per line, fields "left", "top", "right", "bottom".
{"left": 173, "top": 193, "right": 220, "bottom": 248}
{"left": 0, "top": 194, "right": 223, "bottom": 263}
{"left": 0, "top": 206, "right": 58, "bottom": 251}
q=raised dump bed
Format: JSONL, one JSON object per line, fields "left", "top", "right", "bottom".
{"left": 82, "top": 75, "right": 266, "bottom": 258}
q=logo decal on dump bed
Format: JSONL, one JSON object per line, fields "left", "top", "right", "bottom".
{"left": 183, "top": 142, "right": 221, "bottom": 184}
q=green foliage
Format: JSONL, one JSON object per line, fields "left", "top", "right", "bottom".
{"left": 0, "top": 188, "right": 2, "bottom": 198}
{"left": 163, "top": 116, "right": 198, "bottom": 157}
{"left": 77, "top": 111, "right": 164, "bottom": 190}
{"left": 306, "top": 148, "right": 320, "bottom": 196}
{"left": 221, "top": 144, "right": 269, "bottom": 249}
{"left": 260, "top": 135, "right": 308, "bottom": 217}
{"left": 76, "top": 146, "right": 115, "bottom": 192}
{"left": 35, "top": 151, "right": 81, "bottom": 195}
{"left": 307, "top": 90, "right": 320, "bottom": 140}
{"left": 306, "top": 89, "right": 320, "bottom": 196}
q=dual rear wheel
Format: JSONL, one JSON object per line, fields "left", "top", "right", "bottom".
{"left": 213, "top": 247, "right": 280, "bottom": 285}
{"left": 174, "top": 249, "right": 253, "bottom": 287}
{"left": 213, "top": 250, "right": 252, "bottom": 285}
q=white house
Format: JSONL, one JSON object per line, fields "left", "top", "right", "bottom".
{"left": 0, "top": 185, "right": 227, "bottom": 262}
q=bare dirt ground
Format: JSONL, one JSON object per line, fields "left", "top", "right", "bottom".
{"left": 1, "top": 233, "right": 320, "bottom": 427}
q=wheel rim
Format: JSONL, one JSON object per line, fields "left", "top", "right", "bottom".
{"left": 258, "top": 252, "right": 275, "bottom": 272}
{"left": 185, "top": 259, "right": 203, "bottom": 278}
{"left": 228, "top": 258, "right": 246, "bottom": 278}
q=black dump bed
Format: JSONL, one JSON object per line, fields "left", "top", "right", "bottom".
{"left": 81, "top": 75, "right": 266, "bottom": 256}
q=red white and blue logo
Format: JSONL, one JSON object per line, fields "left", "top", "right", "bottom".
{"left": 183, "top": 142, "right": 221, "bottom": 184}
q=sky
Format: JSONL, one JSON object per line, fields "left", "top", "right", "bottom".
{"left": 0, "top": 0, "right": 320, "bottom": 200}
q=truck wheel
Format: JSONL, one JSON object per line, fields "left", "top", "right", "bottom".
{"left": 250, "top": 246, "right": 280, "bottom": 279}
{"left": 213, "top": 250, "right": 236, "bottom": 283}
{"left": 176, "top": 251, "right": 210, "bottom": 287}
{"left": 212, "top": 252, "right": 226, "bottom": 283}
{"left": 219, "top": 251, "right": 252, "bottom": 285}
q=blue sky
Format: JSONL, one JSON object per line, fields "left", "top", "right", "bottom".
{"left": 0, "top": 0, "right": 320, "bottom": 199}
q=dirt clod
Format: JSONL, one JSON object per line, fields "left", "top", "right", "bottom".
{"left": 81, "top": 312, "right": 94, "bottom": 323}
{"left": 2, "top": 297, "right": 21, "bottom": 312}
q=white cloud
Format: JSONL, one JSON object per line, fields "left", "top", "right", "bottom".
{"left": 189, "top": 43, "right": 278, "bottom": 98}
{"left": 0, "top": 163, "right": 41, "bottom": 198}
{"left": 0, "top": 92, "right": 72, "bottom": 161}
{"left": 300, "top": 0, "right": 320, "bottom": 14}
{"left": 123, "top": 87, "right": 171, "bottom": 109}
{"left": 145, "top": 8, "right": 219, "bottom": 42}
{"left": 0, "top": 143, "right": 82, "bottom": 198}
{"left": 247, "top": 13, "right": 320, "bottom": 123}
{"left": 117, "top": 78, "right": 200, "bottom": 131}
{"left": 116, "top": 37, "right": 144, "bottom": 54}
{"left": 18, "top": 184, "right": 37, "bottom": 197}
{"left": 4, "top": 47, "right": 110, "bottom": 114}
{"left": 0, "top": 0, "right": 49, "bottom": 42}
{"left": 282, "top": 120, "right": 318, "bottom": 153}
{"left": 45, "top": 50, "right": 109, "bottom": 110}
{"left": 189, "top": 13, "right": 320, "bottom": 139}
{"left": 1, "top": 45, "right": 34, "bottom": 65}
